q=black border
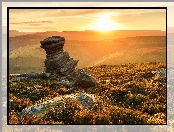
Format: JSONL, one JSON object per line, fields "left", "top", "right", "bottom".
{"left": 7, "top": 6, "right": 167, "bottom": 125}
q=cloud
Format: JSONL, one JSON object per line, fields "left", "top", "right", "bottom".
{"left": 22, "top": 21, "right": 53, "bottom": 26}
{"left": 110, "top": 9, "right": 166, "bottom": 23}
{"left": 42, "top": 9, "right": 115, "bottom": 18}
{"left": 10, "top": 21, "right": 53, "bottom": 26}
{"left": 22, "top": 21, "right": 53, "bottom": 23}
{"left": 28, "top": 23, "right": 43, "bottom": 26}
{"left": 10, "top": 22, "right": 21, "bottom": 25}
{"left": 8, "top": 8, "right": 166, "bottom": 32}
{"left": 12, "top": 26, "right": 56, "bottom": 29}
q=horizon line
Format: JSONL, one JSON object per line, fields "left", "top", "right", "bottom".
{"left": 8, "top": 29, "right": 166, "bottom": 33}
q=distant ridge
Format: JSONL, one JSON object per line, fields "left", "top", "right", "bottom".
{"left": 84, "top": 29, "right": 163, "bottom": 31}
{"left": 9, "top": 29, "right": 166, "bottom": 41}
{"left": 9, "top": 30, "right": 36, "bottom": 37}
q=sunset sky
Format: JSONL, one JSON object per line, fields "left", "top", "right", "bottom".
{"left": 8, "top": 8, "right": 166, "bottom": 32}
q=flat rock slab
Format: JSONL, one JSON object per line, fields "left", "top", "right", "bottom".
{"left": 11, "top": 77, "right": 26, "bottom": 82}
{"left": 18, "top": 93, "right": 98, "bottom": 120}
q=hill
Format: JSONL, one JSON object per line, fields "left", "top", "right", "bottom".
{"left": 9, "top": 30, "right": 165, "bottom": 50}
{"left": 9, "top": 30, "right": 36, "bottom": 37}
{"left": 9, "top": 35, "right": 166, "bottom": 74}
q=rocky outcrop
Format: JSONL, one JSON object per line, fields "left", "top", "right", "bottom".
{"left": 40, "top": 36, "right": 78, "bottom": 76}
{"left": 40, "top": 36, "right": 98, "bottom": 89}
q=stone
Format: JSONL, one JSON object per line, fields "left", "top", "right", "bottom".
{"left": 77, "top": 92, "right": 95, "bottom": 110}
{"left": 20, "top": 72, "right": 39, "bottom": 78}
{"left": 159, "top": 70, "right": 166, "bottom": 76}
{"left": 61, "top": 80, "right": 73, "bottom": 88}
{"left": 72, "top": 69, "right": 99, "bottom": 88}
{"left": 9, "top": 99, "right": 14, "bottom": 110}
{"left": 40, "top": 36, "right": 78, "bottom": 76}
{"left": 17, "top": 93, "right": 98, "bottom": 120}
{"left": 11, "top": 77, "right": 26, "bottom": 82}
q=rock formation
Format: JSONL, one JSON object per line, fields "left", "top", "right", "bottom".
{"left": 40, "top": 36, "right": 98, "bottom": 89}
{"left": 40, "top": 36, "right": 78, "bottom": 76}
{"left": 10, "top": 36, "right": 98, "bottom": 89}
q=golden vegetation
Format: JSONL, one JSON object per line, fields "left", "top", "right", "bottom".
{"left": 9, "top": 62, "right": 166, "bottom": 124}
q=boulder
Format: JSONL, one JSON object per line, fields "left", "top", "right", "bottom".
{"left": 73, "top": 69, "right": 98, "bottom": 88}
{"left": 17, "top": 93, "right": 98, "bottom": 120}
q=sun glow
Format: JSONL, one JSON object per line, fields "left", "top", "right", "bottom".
{"left": 89, "top": 13, "right": 120, "bottom": 31}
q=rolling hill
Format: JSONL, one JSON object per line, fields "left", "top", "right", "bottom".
{"left": 9, "top": 30, "right": 166, "bottom": 74}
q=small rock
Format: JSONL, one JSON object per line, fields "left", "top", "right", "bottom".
{"left": 61, "top": 80, "right": 73, "bottom": 88}
{"left": 39, "top": 72, "right": 51, "bottom": 78}
{"left": 9, "top": 99, "right": 14, "bottom": 110}
{"left": 11, "top": 77, "right": 26, "bottom": 82}
{"left": 20, "top": 72, "right": 39, "bottom": 78}
{"left": 160, "top": 70, "right": 166, "bottom": 76}
{"left": 77, "top": 92, "right": 95, "bottom": 110}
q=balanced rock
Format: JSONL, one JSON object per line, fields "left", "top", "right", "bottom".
{"left": 40, "top": 36, "right": 98, "bottom": 89}
{"left": 40, "top": 36, "right": 78, "bottom": 76}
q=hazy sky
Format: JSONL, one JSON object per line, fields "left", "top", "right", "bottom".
{"left": 8, "top": 8, "right": 166, "bottom": 32}
{"left": 2, "top": 2, "right": 173, "bottom": 32}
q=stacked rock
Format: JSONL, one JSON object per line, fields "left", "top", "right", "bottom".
{"left": 40, "top": 36, "right": 78, "bottom": 76}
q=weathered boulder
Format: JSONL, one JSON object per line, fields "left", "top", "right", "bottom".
{"left": 17, "top": 93, "right": 98, "bottom": 120}
{"left": 72, "top": 69, "right": 99, "bottom": 88}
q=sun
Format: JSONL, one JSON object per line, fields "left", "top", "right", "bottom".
{"left": 89, "top": 13, "right": 120, "bottom": 31}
